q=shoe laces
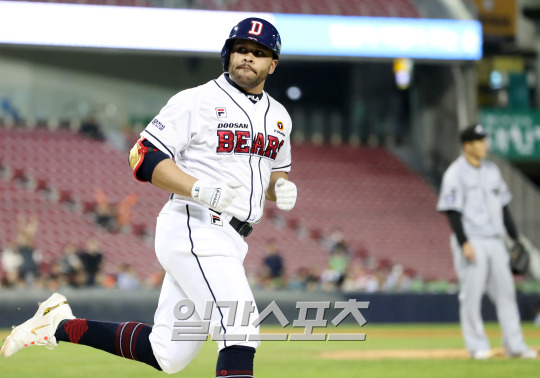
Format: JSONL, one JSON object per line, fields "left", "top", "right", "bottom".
{"left": 21, "top": 335, "right": 55, "bottom": 350}
{"left": 34, "top": 339, "right": 55, "bottom": 350}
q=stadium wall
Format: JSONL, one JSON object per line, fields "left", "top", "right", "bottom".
{"left": 1, "top": 290, "right": 539, "bottom": 328}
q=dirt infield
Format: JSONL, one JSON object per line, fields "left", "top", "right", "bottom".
{"left": 319, "top": 329, "right": 540, "bottom": 360}
{"left": 320, "top": 348, "right": 537, "bottom": 360}
{"left": 320, "top": 328, "right": 540, "bottom": 360}
{"left": 322, "top": 349, "right": 469, "bottom": 359}
{"left": 355, "top": 328, "right": 540, "bottom": 339}
{"left": 322, "top": 348, "right": 471, "bottom": 360}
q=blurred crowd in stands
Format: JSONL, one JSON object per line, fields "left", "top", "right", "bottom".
{"left": 1, "top": 214, "right": 437, "bottom": 293}
{"left": 1, "top": 165, "right": 537, "bottom": 295}
{"left": 0, "top": 213, "right": 165, "bottom": 291}
{"left": 253, "top": 227, "right": 540, "bottom": 295}
{"left": 253, "top": 228, "right": 432, "bottom": 294}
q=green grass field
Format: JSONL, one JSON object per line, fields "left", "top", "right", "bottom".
{"left": 2, "top": 323, "right": 539, "bottom": 378}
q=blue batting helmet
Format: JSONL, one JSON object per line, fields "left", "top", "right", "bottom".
{"left": 221, "top": 17, "right": 281, "bottom": 72}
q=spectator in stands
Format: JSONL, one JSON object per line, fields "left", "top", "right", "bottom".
{"left": 79, "top": 114, "right": 105, "bottom": 141}
{"left": 146, "top": 269, "right": 166, "bottom": 289}
{"left": 58, "top": 242, "right": 85, "bottom": 287}
{"left": 320, "top": 264, "right": 342, "bottom": 292}
{"left": 93, "top": 188, "right": 117, "bottom": 231}
{"left": 78, "top": 236, "right": 104, "bottom": 286}
{"left": 260, "top": 240, "right": 284, "bottom": 289}
{"left": 287, "top": 267, "right": 305, "bottom": 291}
{"left": 342, "top": 258, "right": 371, "bottom": 292}
{"left": 363, "top": 270, "right": 382, "bottom": 293}
{"left": 382, "top": 264, "right": 412, "bottom": 292}
{"left": 288, "top": 266, "right": 319, "bottom": 291}
{"left": 102, "top": 273, "right": 117, "bottom": 289}
{"left": 116, "top": 263, "right": 141, "bottom": 290}
{"left": 1, "top": 241, "right": 23, "bottom": 288}
{"left": 320, "top": 241, "right": 350, "bottom": 291}
{"left": 328, "top": 241, "right": 350, "bottom": 289}
{"left": 47, "top": 260, "right": 69, "bottom": 291}
{"left": 321, "top": 226, "right": 346, "bottom": 252}
{"left": 92, "top": 188, "right": 140, "bottom": 233}
{"left": 115, "top": 193, "right": 138, "bottom": 232}
{"left": 16, "top": 214, "right": 42, "bottom": 288}
{"left": 306, "top": 267, "right": 321, "bottom": 291}
{"left": 407, "top": 272, "right": 426, "bottom": 292}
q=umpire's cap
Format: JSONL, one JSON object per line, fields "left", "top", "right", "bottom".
{"left": 221, "top": 17, "right": 281, "bottom": 72}
{"left": 460, "top": 124, "right": 488, "bottom": 143}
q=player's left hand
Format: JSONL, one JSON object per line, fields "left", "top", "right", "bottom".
{"left": 275, "top": 178, "right": 297, "bottom": 211}
{"left": 462, "top": 242, "right": 475, "bottom": 261}
{"left": 191, "top": 180, "right": 241, "bottom": 213}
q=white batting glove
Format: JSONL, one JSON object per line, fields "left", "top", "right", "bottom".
{"left": 275, "top": 178, "right": 297, "bottom": 211}
{"left": 191, "top": 181, "right": 241, "bottom": 213}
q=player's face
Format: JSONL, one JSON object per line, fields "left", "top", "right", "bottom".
{"left": 228, "top": 39, "right": 278, "bottom": 94}
{"left": 465, "top": 138, "right": 489, "bottom": 160}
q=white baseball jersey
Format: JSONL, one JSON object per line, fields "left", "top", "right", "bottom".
{"left": 141, "top": 73, "right": 292, "bottom": 223}
{"left": 437, "top": 155, "right": 512, "bottom": 239}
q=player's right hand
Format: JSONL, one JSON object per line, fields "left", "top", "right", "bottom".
{"left": 275, "top": 178, "right": 297, "bottom": 211}
{"left": 462, "top": 242, "right": 475, "bottom": 261}
{"left": 191, "top": 180, "right": 241, "bottom": 213}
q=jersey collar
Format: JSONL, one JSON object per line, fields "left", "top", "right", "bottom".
{"left": 220, "top": 73, "right": 265, "bottom": 105}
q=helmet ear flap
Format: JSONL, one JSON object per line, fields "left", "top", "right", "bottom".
{"left": 220, "top": 39, "right": 233, "bottom": 72}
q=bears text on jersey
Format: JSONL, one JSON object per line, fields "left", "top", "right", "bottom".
{"left": 217, "top": 130, "right": 284, "bottom": 160}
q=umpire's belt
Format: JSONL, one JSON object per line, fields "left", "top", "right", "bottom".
{"left": 229, "top": 217, "right": 253, "bottom": 237}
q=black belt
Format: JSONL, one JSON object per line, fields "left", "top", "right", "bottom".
{"left": 229, "top": 217, "right": 253, "bottom": 237}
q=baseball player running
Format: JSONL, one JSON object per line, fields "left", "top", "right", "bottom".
{"left": 2, "top": 18, "right": 297, "bottom": 377}
{"left": 437, "top": 124, "right": 537, "bottom": 360}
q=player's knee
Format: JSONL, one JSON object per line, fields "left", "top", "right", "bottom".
{"left": 149, "top": 332, "right": 200, "bottom": 374}
{"left": 153, "top": 350, "right": 195, "bottom": 374}
{"left": 157, "top": 361, "right": 186, "bottom": 375}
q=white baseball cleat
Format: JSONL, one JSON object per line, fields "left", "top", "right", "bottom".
{"left": 471, "top": 350, "right": 493, "bottom": 360}
{"left": 509, "top": 349, "right": 538, "bottom": 359}
{"left": 1, "top": 293, "right": 75, "bottom": 358}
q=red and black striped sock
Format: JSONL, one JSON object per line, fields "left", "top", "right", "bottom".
{"left": 55, "top": 319, "right": 161, "bottom": 371}
{"left": 216, "top": 345, "right": 255, "bottom": 377}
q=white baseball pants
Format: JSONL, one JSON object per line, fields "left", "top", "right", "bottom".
{"left": 149, "top": 200, "right": 260, "bottom": 374}
{"left": 451, "top": 235, "right": 529, "bottom": 355}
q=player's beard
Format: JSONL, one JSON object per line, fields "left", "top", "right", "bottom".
{"left": 229, "top": 64, "right": 269, "bottom": 91}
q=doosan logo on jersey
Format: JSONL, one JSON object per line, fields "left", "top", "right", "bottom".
{"left": 217, "top": 123, "right": 249, "bottom": 129}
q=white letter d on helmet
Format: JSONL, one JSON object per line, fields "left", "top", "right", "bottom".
{"left": 248, "top": 21, "right": 263, "bottom": 36}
